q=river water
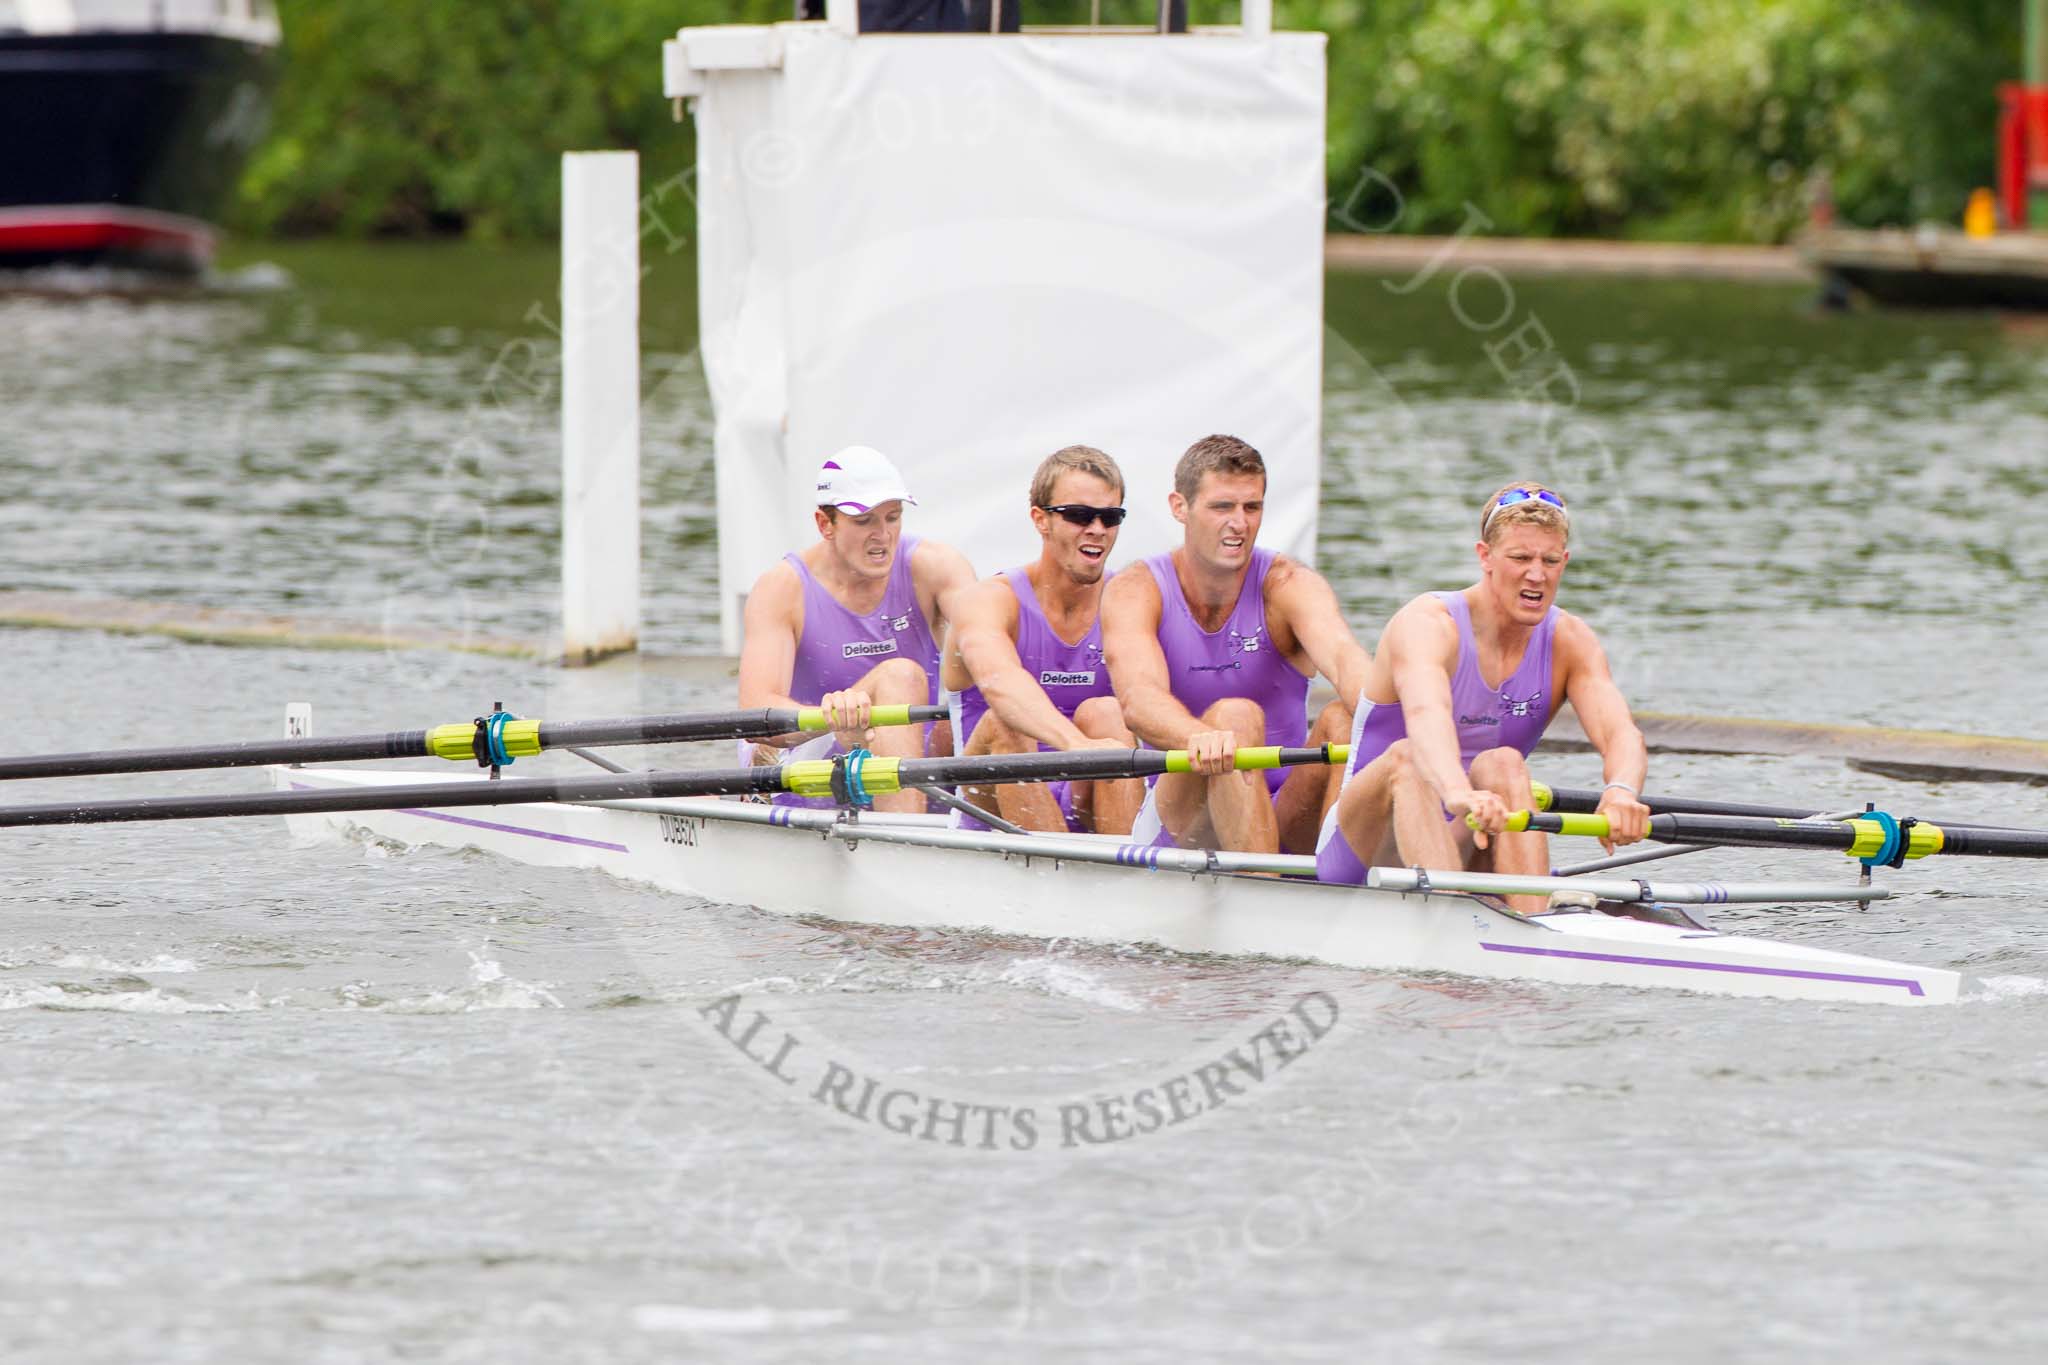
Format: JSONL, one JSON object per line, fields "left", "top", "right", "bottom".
{"left": 0, "top": 243, "right": 2043, "bottom": 1362}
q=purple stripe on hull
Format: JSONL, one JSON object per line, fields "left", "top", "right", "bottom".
{"left": 1479, "top": 941, "right": 1925, "bottom": 997}
{"left": 289, "top": 784, "right": 632, "bottom": 853}
{"left": 396, "top": 807, "right": 631, "bottom": 853}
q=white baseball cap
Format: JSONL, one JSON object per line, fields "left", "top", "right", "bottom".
{"left": 815, "top": 445, "right": 916, "bottom": 513}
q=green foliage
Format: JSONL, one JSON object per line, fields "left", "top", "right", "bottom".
{"left": 237, "top": 0, "right": 2021, "bottom": 242}
{"left": 1294, "top": 0, "right": 2021, "bottom": 240}
{"left": 235, "top": 0, "right": 782, "bottom": 237}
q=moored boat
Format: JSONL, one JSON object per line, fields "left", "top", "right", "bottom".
{"left": 0, "top": 0, "right": 279, "bottom": 275}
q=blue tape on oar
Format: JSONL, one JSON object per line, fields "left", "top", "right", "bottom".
{"left": 471, "top": 710, "right": 518, "bottom": 769}
{"left": 1859, "top": 810, "right": 1903, "bottom": 868}
{"left": 831, "top": 749, "right": 874, "bottom": 808}
{"left": 484, "top": 711, "right": 517, "bottom": 768}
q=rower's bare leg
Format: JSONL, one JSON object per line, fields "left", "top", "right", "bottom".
{"left": 1334, "top": 739, "right": 1462, "bottom": 873}
{"left": 1069, "top": 697, "right": 1140, "bottom": 836}
{"left": 855, "top": 658, "right": 932, "bottom": 815}
{"left": 1154, "top": 699, "right": 1277, "bottom": 853}
{"left": 959, "top": 710, "right": 1065, "bottom": 832}
{"left": 926, "top": 716, "right": 954, "bottom": 760}
{"left": 1465, "top": 747, "right": 1547, "bottom": 916}
{"left": 1275, "top": 698, "right": 1353, "bottom": 854}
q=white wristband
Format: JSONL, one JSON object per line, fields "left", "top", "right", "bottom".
{"left": 1601, "top": 781, "right": 1639, "bottom": 799}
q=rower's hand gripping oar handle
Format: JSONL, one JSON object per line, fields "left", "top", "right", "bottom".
{"left": 1161, "top": 744, "right": 1350, "bottom": 775}
{"left": 790, "top": 704, "right": 931, "bottom": 734}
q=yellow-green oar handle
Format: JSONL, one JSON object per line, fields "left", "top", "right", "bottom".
{"left": 793, "top": 704, "right": 923, "bottom": 733}
{"left": 1472, "top": 809, "right": 1601, "bottom": 835}
{"left": 1162, "top": 744, "right": 1349, "bottom": 774}
{"left": 425, "top": 719, "right": 543, "bottom": 762}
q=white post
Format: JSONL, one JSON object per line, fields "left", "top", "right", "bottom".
{"left": 560, "top": 151, "right": 641, "bottom": 666}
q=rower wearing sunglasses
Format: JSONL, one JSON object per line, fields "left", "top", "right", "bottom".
{"left": 736, "top": 444, "right": 976, "bottom": 814}
{"left": 1315, "top": 481, "right": 1652, "bottom": 913}
{"left": 940, "top": 445, "right": 1143, "bottom": 834}
{"left": 1102, "top": 434, "right": 1372, "bottom": 855}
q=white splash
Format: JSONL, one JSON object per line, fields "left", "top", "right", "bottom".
{"left": 366, "top": 947, "right": 564, "bottom": 1013}
{"left": 50, "top": 953, "right": 199, "bottom": 975}
{"left": 632, "top": 1305, "right": 850, "bottom": 1334}
{"left": 989, "top": 956, "right": 1146, "bottom": 1013}
{"left": 0, "top": 984, "right": 260, "bottom": 1013}
{"left": 1965, "top": 974, "right": 2048, "bottom": 1003}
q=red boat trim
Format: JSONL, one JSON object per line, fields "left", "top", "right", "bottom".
{"left": 0, "top": 205, "right": 216, "bottom": 265}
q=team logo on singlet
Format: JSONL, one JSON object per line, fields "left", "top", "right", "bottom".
{"left": 889, "top": 614, "right": 912, "bottom": 632}
{"left": 844, "top": 639, "right": 899, "bottom": 659}
{"left": 1187, "top": 626, "right": 1261, "bottom": 673}
{"left": 1040, "top": 670, "right": 1096, "bottom": 687}
{"left": 1459, "top": 689, "right": 1543, "bottom": 726}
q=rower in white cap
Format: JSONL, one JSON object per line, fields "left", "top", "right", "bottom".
{"left": 736, "top": 445, "right": 977, "bottom": 813}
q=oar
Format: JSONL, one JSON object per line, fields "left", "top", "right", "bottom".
{"left": 1532, "top": 781, "right": 2033, "bottom": 836}
{"left": 0, "top": 744, "right": 1347, "bottom": 830}
{"left": 0, "top": 705, "right": 948, "bottom": 781}
{"left": 1510, "top": 809, "right": 2048, "bottom": 860}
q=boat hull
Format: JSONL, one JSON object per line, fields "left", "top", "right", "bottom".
{"left": 0, "top": 31, "right": 275, "bottom": 274}
{"left": 271, "top": 767, "right": 1964, "bottom": 1006}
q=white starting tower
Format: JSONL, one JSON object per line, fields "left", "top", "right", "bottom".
{"left": 664, "top": 1, "right": 1327, "bottom": 652}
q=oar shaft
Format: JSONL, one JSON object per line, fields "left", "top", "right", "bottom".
{"left": 1519, "top": 810, "right": 1873, "bottom": 852}
{"left": 1536, "top": 783, "right": 2035, "bottom": 837}
{"left": 0, "top": 705, "right": 947, "bottom": 781}
{"left": 890, "top": 744, "right": 1344, "bottom": 791}
{"left": 532, "top": 705, "right": 944, "bottom": 755}
{"left": 0, "top": 743, "right": 1347, "bottom": 828}
{"left": 0, "top": 767, "right": 792, "bottom": 828}
{"left": 0, "top": 731, "right": 435, "bottom": 781}
{"left": 1518, "top": 809, "right": 2048, "bottom": 859}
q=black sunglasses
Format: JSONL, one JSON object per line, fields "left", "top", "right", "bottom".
{"left": 1038, "top": 504, "right": 1128, "bottom": 528}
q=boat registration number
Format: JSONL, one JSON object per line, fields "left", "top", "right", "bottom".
{"left": 659, "top": 814, "right": 704, "bottom": 847}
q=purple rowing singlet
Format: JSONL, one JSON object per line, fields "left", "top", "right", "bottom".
{"left": 786, "top": 534, "right": 940, "bottom": 706}
{"left": 1145, "top": 546, "right": 1310, "bottom": 797}
{"left": 1343, "top": 590, "right": 1555, "bottom": 780}
{"left": 954, "top": 567, "right": 1114, "bottom": 747}
{"left": 1316, "top": 590, "right": 1556, "bottom": 883}
{"left": 776, "top": 535, "right": 939, "bottom": 808}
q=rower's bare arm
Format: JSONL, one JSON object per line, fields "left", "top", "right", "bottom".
{"left": 1266, "top": 557, "right": 1372, "bottom": 702}
{"left": 954, "top": 581, "right": 1089, "bottom": 750}
{"left": 1384, "top": 600, "right": 1477, "bottom": 809}
{"left": 1102, "top": 566, "right": 1203, "bottom": 751}
{"left": 913, "top": 539, "right": 979, "bottom": 640}
{"left": 1558, "top": 614, "right": 1649, "bottom": 848}
{"left": 1557, "top": 614, "right": 1645, "bottom": 784}
{"left": 735, "top": 564, "right": 811, "bottom": 743}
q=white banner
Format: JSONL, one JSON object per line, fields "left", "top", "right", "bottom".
{"left": 685, "top": 25, "right": 1327, "bottom": 648}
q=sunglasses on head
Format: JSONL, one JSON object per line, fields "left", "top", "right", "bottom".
{"left": 1483, "top": 487, "right": 1567, "bottom": 531}
{"left": 1038, "top": 504, "right": 1128, "bottom": 528}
